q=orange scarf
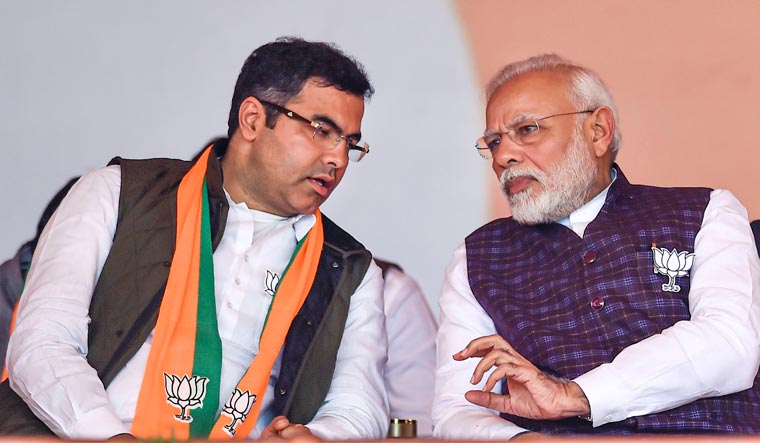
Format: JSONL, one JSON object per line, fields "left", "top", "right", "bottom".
{"left": 131, "top": 146, "right": 324, "bottom": 440}
{"left": 1, "top": 304, "right": 19, "bottom": 381}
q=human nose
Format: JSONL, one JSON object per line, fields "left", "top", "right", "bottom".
{"left": 491, "top": 136, "right": 524, "bottom": 170}
{"left": 322, "top": 139, "right": 349, "bottom": 169}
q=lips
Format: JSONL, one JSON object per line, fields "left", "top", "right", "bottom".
{"left": 308, "top": 175, "right": 334, "bottom": 197}
{"left": 505, "top": 175, "right": 535, "bottom": 196}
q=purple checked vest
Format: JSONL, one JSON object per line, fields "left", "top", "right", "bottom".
{"left": 466, "top": 167, "right": 760, "bottom": 434}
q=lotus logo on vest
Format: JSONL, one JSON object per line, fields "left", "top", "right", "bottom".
{"left": 163, "top": 373, "right": 209, "bottom": 422}
{"left": 222, "top": 388, "right": 257, "bottom": 436}
{"left": 651, "top": 245, "right": 695, "bottom": 293}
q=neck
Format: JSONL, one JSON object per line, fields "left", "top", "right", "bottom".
{"left": 586, "top": 161, "right": 613, "bottom": 201}
{"left": 219, "top": 138, "right": 257, "bottom": 210}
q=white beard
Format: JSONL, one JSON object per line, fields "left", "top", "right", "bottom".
{"left": 500, "top": 128, "right": 598, "bottom": 225}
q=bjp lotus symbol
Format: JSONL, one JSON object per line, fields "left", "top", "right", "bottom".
{"left": 163, "top": 373, "right": 209, "bottom": 422}
{"left": 222, "top": 388, "right": 256, "bottom": 436}
{"left": 651, "top": 246, "right": 694, "bottom": 293}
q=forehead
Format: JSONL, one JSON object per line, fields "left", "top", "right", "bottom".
{"left": 289, "top": 79, "right": 365, "bottom": 130}
{"left": 486, "top": 70, "right": 573, "bottom": 123}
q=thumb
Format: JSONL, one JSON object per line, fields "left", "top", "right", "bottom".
{"left": 465, "top": 389, "right": 511, "bottom": 413}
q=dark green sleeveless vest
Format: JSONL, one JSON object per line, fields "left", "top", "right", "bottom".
{"left": 0, "top": 141, "right": 372, "bottom": 435}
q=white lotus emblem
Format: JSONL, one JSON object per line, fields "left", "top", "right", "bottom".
{"left": 265, "top": 270, "right": 280, "bottom": 296}
{"left": 651, "top": 246, "right": 695, "bottom": 293}
{"left": 163, "top": 373, "right": 209, "bottom": 422}
{"left": 221, "top": 388, "right": 256, "bottom": 436}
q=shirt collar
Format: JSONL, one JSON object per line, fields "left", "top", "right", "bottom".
{"left": 556, "top": 167, "right": 617, "bottom": 231}
{"left": 223, "top": 188, "right": 316, "bottom": 242}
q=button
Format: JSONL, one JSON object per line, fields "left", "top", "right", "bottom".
{"left": 164, "top": 260, "right": 172, "bottom": 267}
{"left": 226, "top": 302, "right": 233, "bottom": 309}
{"left": 591, "top": 297, "right": 605, "bottom": 311}
{"left": 244, "top": 255, "right": 249, "bottom": 263}
{"left": 234, "top": 277, "right": 241, "bottom": 285}
{"left": 331, "top": 261, "right": 340, "bottom": 268}
{"left": 279, "top": 388, "right": 287, "bottom": 396}
{"left": 306, "top": 319, "right": 313, "bottom": 326}
{"left": 583, "top": 251, "right": 597, "bottom": 264}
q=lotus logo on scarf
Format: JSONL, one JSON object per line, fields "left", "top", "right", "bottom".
{"left": 163, "top": 373, "right": 209, "bottom": 422}
{"left": 651, "top": 246, "right": 695, "bottom": 293}
{"left": 265, "top": 270, "right": 280, "bottom": 296}
{"left": 222, "top": 388, "right": 257, "bottom": 436}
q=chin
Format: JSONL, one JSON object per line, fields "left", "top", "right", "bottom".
{"left": 294, "top": 202, "right": 323, "bottom": 216}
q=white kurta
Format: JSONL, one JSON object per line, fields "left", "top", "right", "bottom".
{"left": 382, "top": 266, "right": 437, "bottom": 437}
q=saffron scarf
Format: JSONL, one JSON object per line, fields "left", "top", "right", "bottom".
{"left": 1, "top": 304, "right": 19, "bottom": 382}
{"left": 131, "top": 146, "right": 324, "bottom": 440}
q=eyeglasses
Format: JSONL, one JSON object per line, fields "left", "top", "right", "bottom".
{"left": 259, "top": 100, "right": 370, "bottom": 162}
{"left": 475, "top": 109, "right": 595, "bottom": 159}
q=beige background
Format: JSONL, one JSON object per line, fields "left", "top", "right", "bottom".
{"left": 456, "top": 0, "right": 760, "bottom": 221}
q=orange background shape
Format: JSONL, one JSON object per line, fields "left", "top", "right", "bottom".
{"left": 455, "top": 0, "right": 760, "bottom": 221}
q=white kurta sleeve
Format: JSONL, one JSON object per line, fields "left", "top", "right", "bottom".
{"left": 433, "top": 243, "right": 529, "bottom": 440}
{"left": 6, "top": 166, "right": 129, "bottom": 439}
{"left": 305, "top": 261, "right": 390, "bottom": 439}
{"left": 575, "top": 189, "right": 760, "bottom": 426}
{"left": 382, "top": 265, "right": 437, "bottom": 437}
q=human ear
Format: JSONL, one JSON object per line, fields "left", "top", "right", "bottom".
{"left": 589, "top": 106, "right": 615, "bottom": 158}
{"left": 237, "top": 97, "right": 267, "bottom": 142}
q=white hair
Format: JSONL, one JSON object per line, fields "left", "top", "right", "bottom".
{"left": 486, "top": 54, "right": 622, "bottom": 156}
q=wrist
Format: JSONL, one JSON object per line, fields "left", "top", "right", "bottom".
{"left": 563, "top": 381, "right": 591, "bottom": 418}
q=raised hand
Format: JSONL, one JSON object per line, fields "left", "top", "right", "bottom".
{"left": 454, "top": 334, "right": 590, "bottom": 420}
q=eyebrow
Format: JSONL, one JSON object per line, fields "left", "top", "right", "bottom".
{"left": 312, "top": 113, "right": 362, "bottom": 140}
{"left": 483, "top": 113, "right": 536, "bottom": 136}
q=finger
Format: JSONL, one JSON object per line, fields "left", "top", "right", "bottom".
{"left": 475, "top": 344, "right": 536, "bottom": 381}
{"left": 476, "top": 359, "right": 521, "bottom": 391}
{"left": 465, "top": 389, "right": 514, "bottom": 414}
{"left": 273, "top": 416, "right": 291, "bottom": 431}
{"left": 485, "top": 357, "right": 543, "bottom": 390}
{"left": 260, "top": 427, "right": 279, "bottom": 440}
{"left": 470, "top": 349, "right": 516, "bottom": 384}
{"left": 455, "top": 334, "right": 511, "bottom": 359}
{"left": 264, "top": 416, "right": 290, "bottom": 435}
{"left": 278, "top": 424, "right": 318, "bottom": 441}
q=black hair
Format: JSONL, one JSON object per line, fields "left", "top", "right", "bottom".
{"left": 227, "top": 36, "right": 374, "bottom": 137}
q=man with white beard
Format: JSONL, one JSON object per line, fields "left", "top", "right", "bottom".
{"left": 433, "top": 54, "right": 760, "bottom": 439}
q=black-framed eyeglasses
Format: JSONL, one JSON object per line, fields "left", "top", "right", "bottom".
{"left": 259, "top": 100, "right": 369, "bottom": 163}
{"left": 475, "top": 109, "right": 595, "bottom": 159}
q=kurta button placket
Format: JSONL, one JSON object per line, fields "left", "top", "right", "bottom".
{"left": 591, "top": 297, "right": 605, "bottom": 311}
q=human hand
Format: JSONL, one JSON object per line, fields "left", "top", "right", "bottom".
{"left": 260, "top": 416, "right": 320, "bottom": 442}
{"left": 454, "top": 334, "right": 590, "bottom": 420}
